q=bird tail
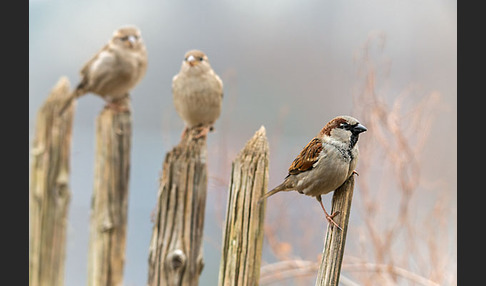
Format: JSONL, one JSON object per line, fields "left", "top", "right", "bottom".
{"left": 58, "top": 88, "right": 82, "bottom": 116}
{"left": 258, "top": 181, "right": 292, "bottom": 204}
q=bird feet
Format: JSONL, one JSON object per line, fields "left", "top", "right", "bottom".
{"left": 194, "top": 126, "right": 210, "bottom": 139}
{"left": 181, "top": 125, "right": 214, "bottom": 140}
{"left": 104, "top": 101, "right": 130, "bottom": 112}
{"left": 194, "top": 125, "right": 214, "bottom": 139}
{"left": 352, "top": 170, "right": 359, "bottom": 176}
{"left": 317, "top": 196, "right": 343, "bottom": 231}
{"left": 325, "top": 211, "right": 343, "bottom": 231}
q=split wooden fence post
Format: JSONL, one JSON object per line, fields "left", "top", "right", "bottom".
{"left": 315, "top": 175, "right": 355, "bottom": 286}
{"left": 147, "top": 128, "right": 208, "bottom": 286}
{"left": 29, "top": 77, "right": 74, "bottom": 286}
{"left": 87, "top": 97, "right": 132, "bottom": 286}
{"left": 218, "top": 126, "right": 269, "bottom": 286}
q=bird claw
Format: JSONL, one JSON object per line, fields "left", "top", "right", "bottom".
{"left": 352, "top": 170, "right": 359, "bottom": 176}
{"left": 194, "top": 125, "right": 212, "bottom": 139}
{"left": 104, "top": 102, "right": 129, "bottom": 112}
{"left": 326, "top": 211, "right": 343, "bottom": 231}
{"left": 317, "top": 196, "right": 343, "bottom": 231}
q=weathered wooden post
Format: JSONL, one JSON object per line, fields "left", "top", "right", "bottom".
{"left": 218, "top": 126, "right": 269, "bottom": 286}
{"left": 147, "top": 128, "right": 208, "bottom": 286}
{"left": 29, "top": 77, "right": 74, "bottom": 286}
{"left": 315, "top": 175, "right": 355, "bottom": 286}
{"left": 87, "top": 97, "right": 132, "bottom": 286}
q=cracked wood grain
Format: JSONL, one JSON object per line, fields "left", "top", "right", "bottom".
{"left": 87, "top": 97, "right": 132, "bottom": 286}
{"left": 218, "top": 126, "right": 269, "bottom": 286}
{"left": 29, "top": 77, "right": 74, "bottom": 286}
{"left": 148, "top": 128, "right": 208, "bottom": 286}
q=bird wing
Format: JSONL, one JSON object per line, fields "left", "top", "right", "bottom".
{"left": 287, "top": 137, "right": 323, "bottom": 176}
{"left": 79, "top": 44, "right": 111, "bottom": 78}
{"left": 78, "top": 45, "right": 118, "bottom": 93}
{"left": 215, "top": 74, "right": 224, "bottom": 98}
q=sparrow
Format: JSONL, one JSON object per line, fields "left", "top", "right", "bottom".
{"left": 260, "top": 115, "right": 367, "bottom": 230}
{"left": 172, "top": 49, "right": 223, "bottom": 139}
{"left": 59, "top": 25, "right": 148, "bottom": 114}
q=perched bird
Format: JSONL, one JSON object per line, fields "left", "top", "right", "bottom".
{"left": 172, "top": 49, "right": 223, "bottom": 139}
{"left": 260, "top": 115, "right": 367, "bottom": 230}
{"left": 59, "top": 25, "right": 147, "bottom": 114}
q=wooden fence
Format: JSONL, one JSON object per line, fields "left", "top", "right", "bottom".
{"left": 87, "top": 97, "right": 132, "bottom": 286}
{"left": 29, "top": 77, "right": 74, "bottom": 286}
{"left": 29, "top": 78, "right": 355, "bottom": 286}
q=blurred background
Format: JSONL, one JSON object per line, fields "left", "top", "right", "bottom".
{"left": 29, "top": 0, "right": 456, "bottom": 285}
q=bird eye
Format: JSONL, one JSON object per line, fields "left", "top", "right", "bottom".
{"left": 120, "top": 36, "right": 128, "bottom": 41}
{"left": 339, "top": 123, "right": 349, "bottom": 129}
{"left": 199, "top": 57, "right": 204, "bottom": 61}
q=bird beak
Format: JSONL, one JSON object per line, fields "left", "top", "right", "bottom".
{"left": 352, "top": 123, "right": 367, "bottom": 134}
{"left": 187, "top": 55, "right": 196, "bottom": 66}
{"left": 127, "top": 35, "right": 137, "bottom": 47}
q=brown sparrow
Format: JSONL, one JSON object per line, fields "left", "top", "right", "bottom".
{"left": 260, "top": 115, "right": 367, "bottom": 230}
{"left": 59, "top": 25, "right": 147, "bottom": 114}
{"left": 172, "top": 49, "right": 223, "bottom": 139}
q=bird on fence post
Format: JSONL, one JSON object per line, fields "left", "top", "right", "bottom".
{"left": 260, "top": 115, "right": 367, "bottom": 230}
{"left": 172, "top": 49, "right": 223, "bottom": 139}
{"left": 59, "top": 25, "right": 148, "bottom": 115}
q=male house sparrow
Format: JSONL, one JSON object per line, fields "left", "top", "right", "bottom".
{"left": 172, "top": 49, "right": 223, "bottom": 139}
{"left": 260, "top": 115, "right": 367, "bottom": 230}
{"left": 59, "top": 25, "right": 147, "bottom": 114}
